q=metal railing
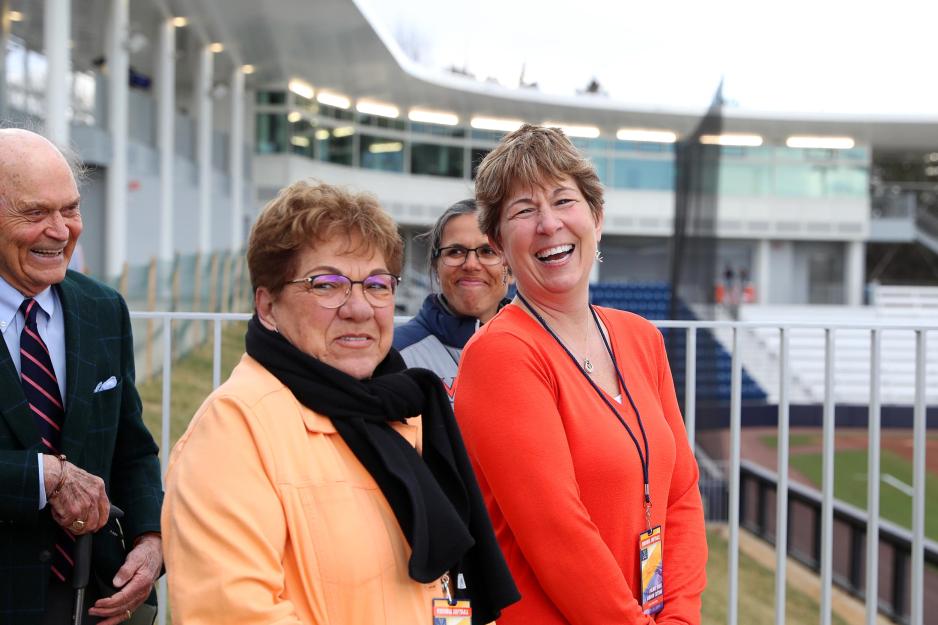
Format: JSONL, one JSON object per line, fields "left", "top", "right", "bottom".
{"left": 134, "top": 312, "right": 938, "bottom": 625}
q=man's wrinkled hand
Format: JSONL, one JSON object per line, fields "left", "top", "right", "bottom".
{"left": 89, "top": 533, "right": 162, "bottom": 625}
{"left": 44, "top": 457, "right": 109, "bottom": 534}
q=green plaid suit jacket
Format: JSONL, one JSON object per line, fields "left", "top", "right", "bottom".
{"left": 0, "top": 271, "right": 163, "bottom": 624}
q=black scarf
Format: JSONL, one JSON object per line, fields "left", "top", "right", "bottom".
{"left": 245, "top": 316, "right": 518, "bottom": 623}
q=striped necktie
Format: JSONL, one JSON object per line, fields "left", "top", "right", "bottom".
{"left": 19, "top": 298, "right": 74, "bottom": 582}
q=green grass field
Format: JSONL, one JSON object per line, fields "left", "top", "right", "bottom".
{"left": 703, "top": 528, "right": 850, "bottom": 625}
{"left": 137, "top": 328, "right": 852, "bottom": 624}
{"left": 789, "top": 449, "right": 938, "bottom": 540}
{"left": 759, "top": 430, "right": 937, "bottom": 540}
{"left": 138, "top": 320, "right": 247, "bottom": 443}
{"left": 759, "top": 432, "right": 819, "bottom": 449}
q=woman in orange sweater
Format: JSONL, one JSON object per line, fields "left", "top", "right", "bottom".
{"left": 455, "top": 124, "right": 708, "bottom": 624}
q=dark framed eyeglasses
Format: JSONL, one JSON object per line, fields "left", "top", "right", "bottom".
{"left": 284, "top": 272, "right": 401, "bottom": 309}
{"left": 434, "top": 245, "right": 502, "bottom": 267}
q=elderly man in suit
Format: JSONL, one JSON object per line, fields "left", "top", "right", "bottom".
{"left": 0, "top": 129, "right": 163, "bottom": 625}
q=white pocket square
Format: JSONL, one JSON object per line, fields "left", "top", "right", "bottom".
{"left": 93, "top": 376, "right": 118, "bottom": 393}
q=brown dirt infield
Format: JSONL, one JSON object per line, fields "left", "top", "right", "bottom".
{"left": 698, "top": 427, "right": 938, "bottom": 486}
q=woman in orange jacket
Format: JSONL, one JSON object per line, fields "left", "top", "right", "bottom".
{"left": 162, "top": 181, "right": 518, "bottom": 624}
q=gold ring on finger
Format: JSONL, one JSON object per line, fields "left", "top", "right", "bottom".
{"left": 125, "top": 609, "right": 133, "bottom": 620}
{"left": 69, "top": 519, "right": 86, "bottom": 532}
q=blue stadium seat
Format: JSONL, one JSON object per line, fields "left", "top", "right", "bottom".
{"left": 590, "top": 282, "right": 768, "bottom": 403}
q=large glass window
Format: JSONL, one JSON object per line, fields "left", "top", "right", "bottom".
{"left": 293, "top": 95, "right": 314, "bottom": 111}
{"left": 470, "top": 129, "right": 506, "bottom": 142}
{"left": 572, "top": 138, "right": 612, "bottom": 152}
{"left": 71, "top": 71, "right": 96, "bottom": 126}
{"left": 256, "top": 91, "right": 286, "bottom": 105}
{"left": 256, "top": 113, "right": 288, "bottom": 154}
{"left": 289, "top": 120, "right": 316, "bottom": 158}
{"left": 411, "top": 143, "right": 464, "bottom": 178}
{"left": 774, "top": 164, "right": 826, "bottom": 197}
{"left": 5, "top": 39, "right": 48, "bottom": 116}
{"left": 411, "top": 122, "right": 466, "bottom": 138}
{"left": 719, "top": 163, "right": 769, "bottom": 196}
{"left": 827, "top": 166, "right": 868, "bottom": 197}
{"left": 590, "top": 157, "right": 610, "bottom": 186}
{"left": 842, "top": 148, "right": 870, "bottom": 162}
{"left": 611, "top": 159, "right": 674, "bottom": 190}
{"left": 470, "top": 148, "right": 490, "bottom": 179}
{"left": 359, "top": 114, "right": 406, "bottom": 131}
{"left": 360, "top": 135, "right": 404, "bottom": 173}
{"left": 317, "top": 128, "right": 354, "bottom": 166}
{"left": 318, "top": 104, "right": 355, "bottom": 121}
{"left": 615, "top": 141, "right": 674, "bottom": 154}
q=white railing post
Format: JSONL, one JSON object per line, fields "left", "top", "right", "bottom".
{"left": 685, "top": 327, "right": 697, "bottom": 452}
{"left": 865, "top": 329, "right": 881, "bottom": 625}
{"left": 158, "top": 317, "right": 172, "bottom": 625}
{"left": 910, "top": 330, "right": 927, "bottom": 625}
{"left": 775, "top": 327, "right": 790, "bottom": 625}
{"left": 820, "top": 328, "right": 835, "bottom": 625}
{"left": 728, "top": 325, "right": 742, "bottom": 625}
{"left": 213, "top": 318, "right": 223, "bottom": 389}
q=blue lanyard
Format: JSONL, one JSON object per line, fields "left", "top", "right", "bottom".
{"left": 516, "top": 294, "right": 653, "bottom": 512}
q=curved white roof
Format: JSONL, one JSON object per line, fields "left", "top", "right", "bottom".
{"left": 10, "top": 0, "right": 938, "bottom": 149}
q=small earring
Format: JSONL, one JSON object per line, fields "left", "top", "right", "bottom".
{"left": 501, "top": 267, "right": 509, "bottom": 285}
{"left": 595, "top": 249, "right": 604, "bottom": 263}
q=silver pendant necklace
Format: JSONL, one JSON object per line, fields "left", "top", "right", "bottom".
{"left": 516, "top": 294, "right": 596, "bottom": 375}
{"left": 582, "top": 315, "right": 594, "bottom": 374}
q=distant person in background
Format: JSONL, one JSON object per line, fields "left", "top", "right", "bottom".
{"left": 739, "top": 267, "right": 755, "bottom": 304}
{"left": 162, "top": 181, "right": 517, "bottom": 624}
{"left": 0, "top": 129, "right": 163, "bottom": 624}
{"left": 456, "top": 124, "right": 707, "bottom": 624}
{"left": 721, "top": 265, "right": 735, "bottom": 305}
{"left": 394, "top": 199, "right": 510, "bottom": 398}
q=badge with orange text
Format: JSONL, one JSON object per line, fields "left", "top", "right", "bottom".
{"left": 639, "top": 525, "right": 664, "bottom": 615}
{"left": 432, "top": 598, "right": 472, "bottom": 625}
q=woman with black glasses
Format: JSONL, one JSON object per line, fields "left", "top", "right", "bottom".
{"left": 394, "top": 199, "right": 510, "bottom": 395}
{"left": 162, "top": 182, "right": 517, "bottom": 624}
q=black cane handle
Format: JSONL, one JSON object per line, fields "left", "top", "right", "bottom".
{"left": 72, "top": 505, "right": 124, "bottom": 590}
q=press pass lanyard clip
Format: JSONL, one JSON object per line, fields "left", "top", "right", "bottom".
{"left": 644, "top": 486, "right": 653, "bottom": 531}
{"left": 441, "top": 573, "right": 456, "bottom": 606}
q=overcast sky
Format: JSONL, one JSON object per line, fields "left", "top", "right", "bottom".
{"left": 363, "top": 0, "right": 938, "bottom": 117}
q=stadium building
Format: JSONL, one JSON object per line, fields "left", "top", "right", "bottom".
{"left": 3, "top": 0, "right": 938, "bottom": 623}
{"left": 4, "top": 0, "right": 938, "bottom": 307}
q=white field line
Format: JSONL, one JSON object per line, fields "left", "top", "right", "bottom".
{"left": 882, "top": 473, "right": 914, "bottom": 497}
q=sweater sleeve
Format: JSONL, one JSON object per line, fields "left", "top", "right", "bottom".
{"left": 456, "top": 330, "right": 659, "bottom": 625}
{"left": 651, "top": 328, "right": 708, "bottom": 625}
{"left": 162, "top": 395, "right": 303, "bottom": 625}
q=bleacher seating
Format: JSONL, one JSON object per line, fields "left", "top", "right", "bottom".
{"left": 590, "top": 282, "right": 768, "bottom": 403}
{"left": 740, "top": 304, "right": 938, "bottom": 405}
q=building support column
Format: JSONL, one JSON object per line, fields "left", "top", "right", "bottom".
{"left": 0, "top": 0, "right": 11, "bottom": 119}
{"left": 846, "top": 240, "right": 865, "bottom": 306}
{"left": 43, "top": 0, "right": 70, "bottom": 145}
{"left": 756, "top": 238, "right": 771, "bottom": 305}
{"left": 157, "top": 18, "right": 175, "bottom": 265}
{"left": 105, "top": 0, "right": 128, "bottom": 280}
{"left": 229, "top": 67, "right": 244, "bottom": 251}
{"left": 197, "top": 45, "right": 213, "bottom": 255}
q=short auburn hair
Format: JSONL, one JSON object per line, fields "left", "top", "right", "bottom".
{"left": 474, "top": 124, "right": 604, "bottom": 244}
{"left": 247, "top": 180, "right": 403, "bottom": 296}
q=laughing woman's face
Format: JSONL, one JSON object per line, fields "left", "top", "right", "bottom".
{"left": 495, "top": 174, "right": 602, "bottom": 310}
